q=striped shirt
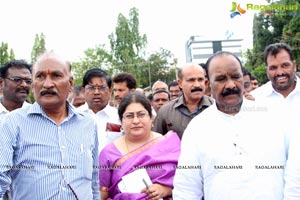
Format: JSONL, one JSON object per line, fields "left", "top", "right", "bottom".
{"left": 0, "top": 102, "right": 99, "bottom": 200}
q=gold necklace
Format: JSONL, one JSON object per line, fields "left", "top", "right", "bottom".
{"left": 124, "top": 132, "right": 154, "bottom": 152}
{"left": 124, "top": 136, "right": 130, "bottom": 152}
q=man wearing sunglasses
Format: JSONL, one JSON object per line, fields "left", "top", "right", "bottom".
{"left": 0, "top": 59, "right": 32, "bottom": 122}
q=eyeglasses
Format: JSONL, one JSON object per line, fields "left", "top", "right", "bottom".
{"left": 244, "top": 82, "right": 251, "bottom": 89}
{"left": 123, "top": 111, "right": 149, "bottom": 121}
{"left": 5, "top": 77, "right": 32, "bottom": 85}
{"left": 85, "top": 85, "right": 108, "bottom": 92}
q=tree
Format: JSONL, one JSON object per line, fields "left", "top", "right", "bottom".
{"left": 31, "top": 33, "right": 46, "bottom": 63}
{"left": 0, "top": 42, "right": 15, "bottom": 66}
{"left": 108, "top": 7, "right": 147, "bottom": 85}
{"left": 72, "top": 45, "right": 112, "bottom": 84}
{"left": 244, "top": 0, "right": 300, "bottom": 83}
{"left": 251, "top": 64, "right": 269, "bottom": 84}
{"left": 70, "top": 7, "right": 176, "bottom": 88}
{"left": 281, "top": 0, "right": 300, "bottom": 66}
{"left": 142, "top": 48, "right": 175, "bottom": 87}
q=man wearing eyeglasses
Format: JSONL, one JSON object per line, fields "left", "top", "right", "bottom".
{"left": 242, "top": 67, "right": 255, "bottom": 101}
{"left": 168, "top": 80, "right": 182, "bottom": 100}
{"left": 0, "top": 60, "right": 32, "bottom": 122}
{"left": 78, "top": 68, "right": 121, "bottom": 153}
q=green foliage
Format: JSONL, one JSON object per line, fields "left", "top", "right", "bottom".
{"left": 69, "top": 7, "right": 175, "bottom": 89}
{"left": 251, "top": 14, "right": 273, "bottom": 66}
{"left": 251, "top": 64, "right": 268, "bottom": 84}
{"left": 244, "top": 0, "right": 300, "bottom": 82}
{"left": 0, "top": 42, "right": 15, "bottom": 66}
{"left": 31, "top": 33, "right": 46, "bottom": 63}
{"left": 143, "top": 48, "right": 175, "bottom": 87}
{"left": 109, "top": 7, "right": 148, "bottom": 85}
{"left": 72, "top": 45, "right": 112, "bottom": 84}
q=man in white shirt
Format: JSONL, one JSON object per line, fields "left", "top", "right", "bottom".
{"left": 284, "top": 121, "right": 300, "bottom": 199}
{"left": 78, "top": 68, "right": 121, "bottom": 153}
{"left": 173, "top": 51, "right": 290, "bottom": 200}
{"left": 0, "top": 60, "right": 32, "bottom": 122}
{"left": 250, "top": 42, "right": 300, "bottom": 114}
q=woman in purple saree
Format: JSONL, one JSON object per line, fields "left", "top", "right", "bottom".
{"left": 99, "top": 93, "right": 181, "bottom": 200}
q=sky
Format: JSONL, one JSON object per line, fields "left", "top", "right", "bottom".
{"left": 0, "top": 0, "right": 265, "bottom": 66}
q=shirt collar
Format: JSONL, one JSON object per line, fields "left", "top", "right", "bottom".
{"left": 0, "top": 102, "right": 9, "bottom": 114}
{"left": 292, "top": 76, "right": 300, "bottom": 94}
{"left": 174, "top": 94, "right": 213, "bottom": 109}
{"left": 0, "top": 101, "right": 31, "bottom": 114}
{"left": 78, "top": 102, "right": 114, "bottom": 116}
{"left": 268, "top": 76, "right": 300, "bottom": 97}
{"left": 95, "top": 103, "right": 114, "bottom": 116}
{"left": 27, "top": 101, "right": 83, "bottom": 120}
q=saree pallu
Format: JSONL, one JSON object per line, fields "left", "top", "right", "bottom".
{"left": 99, "top": 131, "right": 180, "bottom": 200}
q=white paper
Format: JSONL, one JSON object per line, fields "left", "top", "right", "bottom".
{"left": 118, "top": 168, "right": 152, "bottom": 193}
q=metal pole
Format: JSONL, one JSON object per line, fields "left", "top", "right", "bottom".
{"left": 148, "top": 62, "right": 151, "bottom": 88}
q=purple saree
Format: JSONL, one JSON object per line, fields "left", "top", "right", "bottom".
{"left": 99, "top": 131, "right": 180, "bottom": 200}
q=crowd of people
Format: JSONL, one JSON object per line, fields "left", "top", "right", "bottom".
{"left": 0, "top": 42, "right": 299, "bottom": 200}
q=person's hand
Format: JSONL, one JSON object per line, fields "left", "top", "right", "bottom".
{"left": 141, "top": 183, "right": 172, "bottom": 200}
{"left": 244, "top": 92, "right": 255, "bottom": 101}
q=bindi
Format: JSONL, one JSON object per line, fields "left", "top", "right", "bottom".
{"left": 46, "top": 68, "right": 51, "bottom": 75}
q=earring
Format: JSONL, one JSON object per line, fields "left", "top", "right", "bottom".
{"left": 120, "top": 127, "right": 124, "bottom": 135}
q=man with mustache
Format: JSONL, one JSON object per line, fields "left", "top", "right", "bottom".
{"left": 173, "top": 51, "right": 290, "bottom": 199}
{"left": 78, "top": 68, "right": 121, "bottom": 153}
{"left": 249, "top": 43, "right": 300, "bottom": 198}
{"left": 0, "top": 59, "right": 32, "bottom": 199}
{"left": 0, "top": 60, "right": 32, "bottom": 122}
{"left": 0, "top": 52, "right": 99, "bottom": 199}
{"left": 250, "top": 43, "right": 300, "bottom": 111}
{"left": 168, "top": 80, "right": 182, "bottom": 100}
{"left": 153, "top": 63, "right": 214, "bottom": 139}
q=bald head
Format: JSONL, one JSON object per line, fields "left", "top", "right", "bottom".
{"left": 32, "top": 52, "right": 72, "bottom": 75}
{"left": 152, "top": 80, "right": 168, "bottom": 92}
{"left": 178, "top": 63, "right": 205, "bottom": 80}
{"left": 177, "top": 63, "right": 207, "bottom": 103}
{"left": 31, "top": 51, "right": 74, "bottom": 112}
